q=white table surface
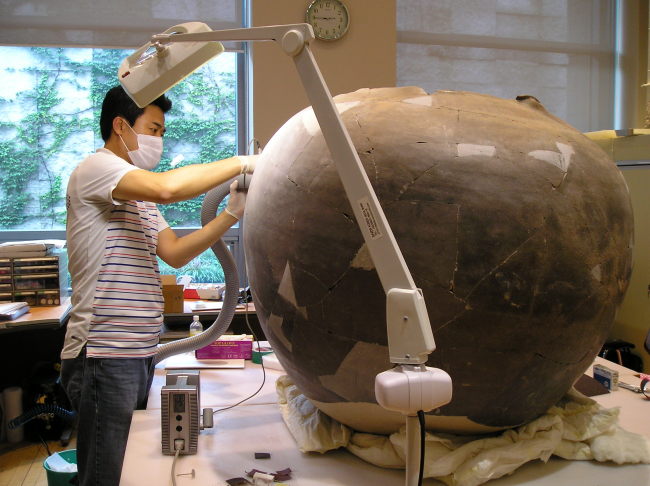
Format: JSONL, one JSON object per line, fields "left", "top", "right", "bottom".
{"left": 121, "top": 356, "right": 650, "bottom": 485}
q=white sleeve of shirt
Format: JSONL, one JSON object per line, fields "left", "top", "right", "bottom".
{"left": 73, "top": 150, "right": 140, "bottom": 206}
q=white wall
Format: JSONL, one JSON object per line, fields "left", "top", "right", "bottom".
{"left": 251, "top": 0, "right": 396, "bottom": 146}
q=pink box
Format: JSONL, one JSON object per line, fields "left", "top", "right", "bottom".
{"left": 195, "top": 336, "right": 252, "bottom": 360}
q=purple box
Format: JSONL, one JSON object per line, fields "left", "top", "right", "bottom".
{"left": 195, "top": 336, "right": 252, "bottom": 360}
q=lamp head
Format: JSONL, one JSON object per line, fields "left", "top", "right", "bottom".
{"left": 118, "top": 22, "right": 223, "bottom": 108}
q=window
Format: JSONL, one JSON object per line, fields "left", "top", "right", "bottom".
{"left": 0, "top": 46, "right": 238, "bottom": 229}
{"left": 396, "top": 0, "right": 616, "bottom": 132}
{"left": 0, "top": 0, "right": 248, "bottom": 284}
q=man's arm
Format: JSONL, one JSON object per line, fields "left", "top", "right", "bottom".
{"left": 157, "top": 211, "right": 238, "bottom": 268}
{"left": 113, "top": 157, "right": 243, "bottom": 204}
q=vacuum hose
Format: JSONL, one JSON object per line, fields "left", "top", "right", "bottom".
{"left": 154, "top": 178, "right": 240, "bottom": 364}
{"left": 7, "top": 404, "right": 76, "bottom": 429}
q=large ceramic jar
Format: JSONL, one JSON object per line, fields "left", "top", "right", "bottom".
{"left": 243, "top": 87, "right": 633, "bottom": 434}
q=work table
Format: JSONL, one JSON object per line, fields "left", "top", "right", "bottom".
{"left": 121, "top": 356, "right": 650, "bottom": 485}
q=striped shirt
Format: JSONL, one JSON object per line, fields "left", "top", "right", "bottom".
{"left": 86, "top": 201, "right": 164, "bottom": 357}
{"left": 61, "top": 148, "right": 169, "bottom": 360}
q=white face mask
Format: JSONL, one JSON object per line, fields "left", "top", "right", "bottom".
{"left": 119, "top": 121, "right": 163, "bottom": 170}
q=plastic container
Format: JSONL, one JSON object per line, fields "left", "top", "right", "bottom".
{"left": 43, "top": 449, "right": 77, "bottom": 486}
{"left": 189, "top": 315, "right": 203, "bottom": 336}
{"left": 252, "top": 341, "right": 274, "bottom": 364}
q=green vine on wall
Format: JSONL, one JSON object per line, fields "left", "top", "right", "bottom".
{"left": 0, "top": 46, "right": 237, "bottom": 230}
{"left": 0, "top": 48, "right": 94, "bottom": 227}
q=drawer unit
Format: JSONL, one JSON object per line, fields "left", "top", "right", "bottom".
{"left": 13, "top": 290, "right": 38, "bottom": 306}
{"left": 5, "top": 253, "right": 68, "bottom": 306}
{"left": 37, "top": 290, "right": 62, "bottom": 306}
{"left": 13, "top": 273, "right": 60, "bottom": 290}
{"left": 0, "top": 258, "right": 11, "bottom": 275}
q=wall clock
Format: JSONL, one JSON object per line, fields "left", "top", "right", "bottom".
{"left": 305, "top": 0, "right": 350, "bottom": 41}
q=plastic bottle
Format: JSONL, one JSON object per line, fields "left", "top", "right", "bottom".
{"left": 189, "top": 315, "right": 203, "bottom": 336}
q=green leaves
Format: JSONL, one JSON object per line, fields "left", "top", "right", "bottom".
{"left": 0, "top": 46, "right": 237, "bottom": 230}
{"left": 158, "top": 248, "right": 226, "bottom": 283}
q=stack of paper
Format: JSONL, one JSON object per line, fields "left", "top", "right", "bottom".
{"left": 0, "top": 240, "right": 65, "bottom": 258}
{"left": 0, "top": 302, "right": 29, "bottom": 320}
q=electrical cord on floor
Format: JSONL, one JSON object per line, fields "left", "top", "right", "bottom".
{"left": 171, "top": 439, "right": 184, "bottom": 486}
{"left": 212, "top": 301, "right": 267, "bottom": 414}
{"left": 38, "top": 433, "right": 53, "bottom": 458}
{"left": 417, "top": 410, "right": 426, "bottom": 486}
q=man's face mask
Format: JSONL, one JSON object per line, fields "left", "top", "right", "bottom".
{"left": 119, "top": 119, "right": 163, "bottom": 171}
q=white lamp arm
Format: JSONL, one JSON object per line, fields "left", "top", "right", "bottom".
{"left": 290, "top": 36, "right": 436, "bottom": 365}
{"left": 144, "top": 23, "right": 436, "bottom": 365}
{"left": 152, "top": 24, "right": 314, "bottom": 45}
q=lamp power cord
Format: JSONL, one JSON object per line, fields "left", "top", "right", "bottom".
{"left": 212, "top": 301, "right": 267, "bottom": 415}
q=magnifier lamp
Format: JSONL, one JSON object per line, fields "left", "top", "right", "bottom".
{"left": 119, "top": 21, "right": 452, "bottom": 486}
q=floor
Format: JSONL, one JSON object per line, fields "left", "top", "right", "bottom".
{"left": 0, "top": 436, "right": 77, "bottom": 486}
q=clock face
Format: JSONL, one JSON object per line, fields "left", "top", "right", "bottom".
{"left": 306, "top": 0, "right": 350, "bottom": 41}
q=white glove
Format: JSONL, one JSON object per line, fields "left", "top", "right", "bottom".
{"left": 225, "top": 180, "right": 246, "bottom": 220}
{"left": 238, "top": 154, "right": 258, "bottom": 174}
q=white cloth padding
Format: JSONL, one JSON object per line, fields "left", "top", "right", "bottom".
{"left": 276, "top": 375, "right": 351, "bottom": 453}
{"left": 276, "top": 376, "right": 650, "bottom": 486}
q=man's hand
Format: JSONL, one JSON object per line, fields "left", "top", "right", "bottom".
{"left": 225, "top": 180, "right": 246, "bottom": 220}
{"left": 238, "top": 154, "right": 258, "bottom": 174}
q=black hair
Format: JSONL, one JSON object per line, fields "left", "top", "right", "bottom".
{"left": 99, "top": 86, "right": 172, "bottom": 141}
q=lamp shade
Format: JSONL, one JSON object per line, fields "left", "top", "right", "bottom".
{"left": 119, "top": 22, "right": 224, "bottom": 107}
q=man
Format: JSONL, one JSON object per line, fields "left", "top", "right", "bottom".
{"left": 60, "top": 86, "right": 255, "bottom": 485}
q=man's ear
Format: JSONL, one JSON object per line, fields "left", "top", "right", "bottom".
{"left": 112, "top": 117, "right": 126, "bottom": 136}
